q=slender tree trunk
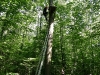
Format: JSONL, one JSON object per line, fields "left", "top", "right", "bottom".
{"left": 45, "top": 23, "right": 54, "bottom": 75}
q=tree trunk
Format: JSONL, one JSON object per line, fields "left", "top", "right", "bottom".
{"left": 45, "top": 0, "right": 54, "bottom": 75}
{"left": 45, "top": 23, "right": 54, "bottom": 75}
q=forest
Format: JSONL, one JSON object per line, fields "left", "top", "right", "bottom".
{"left": 0, "top": 0, "right": 100, "bottom": 75}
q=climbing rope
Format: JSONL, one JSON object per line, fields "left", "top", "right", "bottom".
{"left": 35, "top": 32, "right": 49, "bottom": 75}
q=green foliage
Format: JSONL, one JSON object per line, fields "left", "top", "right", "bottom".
{"left": 0, "top": 0, "right": 100, "bottom": 75}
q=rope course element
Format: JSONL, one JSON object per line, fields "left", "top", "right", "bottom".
{"left": 35, "top": 32, "right": 49, "bottom": 75}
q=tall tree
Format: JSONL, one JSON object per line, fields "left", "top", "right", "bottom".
{"left": 45, "top": 0, "right": 56, "bottom": 75}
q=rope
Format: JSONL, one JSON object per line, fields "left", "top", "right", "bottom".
{"left": 35, "top": 30, "right": 49, "bottom": 75}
